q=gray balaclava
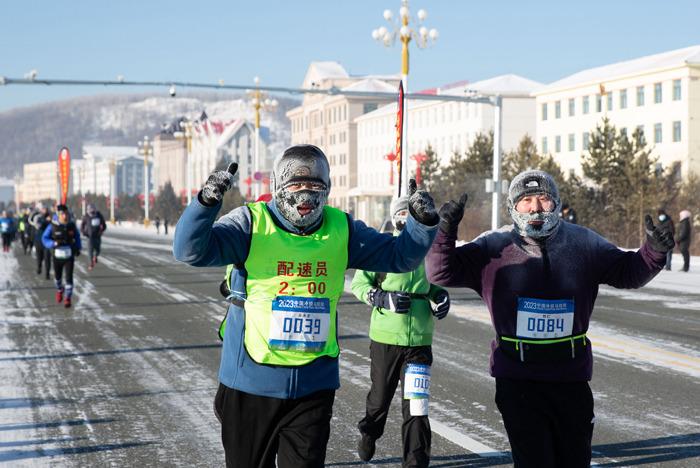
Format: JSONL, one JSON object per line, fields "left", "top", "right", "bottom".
{"left": 271, "top": 144, "right": 331, "bottom": 229}
{"left": 390, "top": 195, "right": 408, "bottom": 231}
{"left": 87, "top": 203, "right": 96, "bottom": 216}
{"left": 507, "top": 170, "right": 561, "bottom": 238}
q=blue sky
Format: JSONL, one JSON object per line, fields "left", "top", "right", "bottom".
{"left": 1, "top": 0, "right": 699, "bottom": 111}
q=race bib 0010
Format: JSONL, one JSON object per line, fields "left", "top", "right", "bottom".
{"left": 516, "top": 297, "right": 574, "bottom": 339}
{"left": 268, "top": 296, "right": 330, "bottom": 352}
{"left": 54, "top": 246, "right": 73, "bottom": 260}
{"left": 404, "top": 363, "right": 431, "bottom": 399}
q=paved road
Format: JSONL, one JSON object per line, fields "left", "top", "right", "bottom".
{"left": 0, "top": 229, "right": 698, "bottom": 467}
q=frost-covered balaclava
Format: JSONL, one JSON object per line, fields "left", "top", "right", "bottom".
{"left": 507, "top": 170, "right": 561, "bottom": 239}
{"left": 390, "top": 195, "right": 408, "bottom": 231}
{"left": 271, "top": 145, "right": 331, "bottom": 229}
{"left": 87, "top": 203, "right": 96, "bottom": 216}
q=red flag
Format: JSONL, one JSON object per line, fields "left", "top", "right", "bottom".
{"left": 394, "top": 82, "right": 404, "bottom": 196}
{"left": 58, "top": 147, "right": 71, "bottom": 205}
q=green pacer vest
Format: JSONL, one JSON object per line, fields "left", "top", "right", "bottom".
{"left": 244, "top": 202, "right": 348, "bottom": 366}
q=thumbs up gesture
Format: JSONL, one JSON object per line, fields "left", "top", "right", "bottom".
{"left": 200, "top": 163, "right": 238, "bottom": 207}
{"left": 407, "top": 178, "right": 439, "bottom": 226}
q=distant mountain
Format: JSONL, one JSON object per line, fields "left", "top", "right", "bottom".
{"left": 0, "top": 92, "right": 297, "bottom": 178}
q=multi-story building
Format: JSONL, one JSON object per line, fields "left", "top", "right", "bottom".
{"left": 72, "top": 145, "right": 151, "bottom": 198}
{"left": 534, "top": 44, "right": 700, "bottom": 177}
{"left": 287, "top": 61, "right": 400, "bottom": 211}
{"left": 352, "top": 74, "right": 542, "bottom": 227}
{"left": 154, "top": 119, "right": 267, "bottom": 200}
{"left": 16, "top": 161, "right": 59, "bottom": 204}
{"left": 153, "top": 133, "right": 187, "bottom": 196}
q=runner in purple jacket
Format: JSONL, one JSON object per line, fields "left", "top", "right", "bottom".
{"left": 426, "top": 170, "right": 675, "bottom": 468}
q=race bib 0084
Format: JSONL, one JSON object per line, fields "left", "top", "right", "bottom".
{"left": 268, "top": 296, "right": 330, "bottom": 352}
{"left": 516, "top": 297, "right": 574, "bottom": 339}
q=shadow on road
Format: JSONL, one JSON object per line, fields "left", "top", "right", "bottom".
{"left": 592, "top": 433, "right": 700, "bottom": 466}
{"left": 0, "top": 343, "right": 222, "bottom": 362}
{"left": 327, "top": 452, "right": 512, "bottom": 467}
{"left": 0, "top": 441, "right": 154, "bottom": 463}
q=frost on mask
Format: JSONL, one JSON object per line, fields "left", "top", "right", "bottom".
{"left": 511, "top": 206, "right": 561, "bottom": 239}
{"left": 275, "top": 187, "right": 329, "bottom": 229}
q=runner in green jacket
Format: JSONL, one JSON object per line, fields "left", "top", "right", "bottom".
{"left": 351, "top": 195, "right": 450, "bottom": 468}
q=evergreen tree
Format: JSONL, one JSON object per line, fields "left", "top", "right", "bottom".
{"left": 154, "top": 182, "right": 183, "bottom": 223}
{"left": 419, "top": 144, "right": 441, "bottom": 194}
{"left": 502, "top": 134, "right": 542, "bottom": 182}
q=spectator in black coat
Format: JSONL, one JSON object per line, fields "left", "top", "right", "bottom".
{"left": 677, "top": 210, "right": 692, "bottom": 272}
{"left": 657, "top": 209, "right": 675, "bottom": 270}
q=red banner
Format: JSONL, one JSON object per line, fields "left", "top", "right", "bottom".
{"left": 58, "top": 147, "right": 71, "bottom": 205}
{"left": 394, "top": 82, "right": 404, "bottom": 196}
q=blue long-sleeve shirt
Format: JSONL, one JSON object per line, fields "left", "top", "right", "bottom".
{"left": 0, "top": 217, "right": 15, "bottom": 234}
{"left": 173, "top": 196, "right": 438, "bottom": 398}
{"left": 42, "top": 222, "right": 82, "bottom": 251}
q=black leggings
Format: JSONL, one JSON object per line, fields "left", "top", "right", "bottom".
{"left": 54, "top": 258, "right": 74, "bottom": 286}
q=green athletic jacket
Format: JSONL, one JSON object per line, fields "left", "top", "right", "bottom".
{"left": 351, "top": 257, "right": 445, "bottom": 347}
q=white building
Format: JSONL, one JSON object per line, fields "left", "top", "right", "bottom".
{"left": 191, "top": 119, "right": 269, "bottom": 199}
{"left": 534, "top": 45, "right": 700, "bottom": 177}
{"left": 287, "top": 61, "right": 400, "bottom": 212}
{"left": 352, "top": 74, "right": 542, "bottom": 227}
{"left": 15, "top": 162, "right": 59, "bottom": 205}
{"left": 72, "top": 145, "right": 151, "bottom": 197}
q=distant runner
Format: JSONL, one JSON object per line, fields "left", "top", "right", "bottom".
{"left": 43, "top": 204, "right": 82, "bottom": 308}
{"left": 31, "top": 203, "right": 53, "bottom": 279}
{"left": 0, "top": 210, "right": 16, "bottom": 253}
{"left": 80, "top": 203, "right": 107, "bottom": 270}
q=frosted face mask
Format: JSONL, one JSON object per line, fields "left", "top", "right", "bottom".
{"left": 507, "top": 170, "right": 561, "bottom": 239}
{"left": 390, "top": 196, "right": 409, "bottom": 231}
{"left": 272, "top": 145, "right": 331, "bottom": 230}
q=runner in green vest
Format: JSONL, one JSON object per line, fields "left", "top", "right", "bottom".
{"left": 173, "top": 144, "right": 440, "bottom": 467}
{"left": 351, "top": 195, "right": 450, "bottom": 467}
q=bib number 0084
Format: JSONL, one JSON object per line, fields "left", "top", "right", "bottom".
{"left": 527, "top": 317, "right": 565, "bottom": 333}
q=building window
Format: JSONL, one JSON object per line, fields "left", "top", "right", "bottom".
{"left": 654, "top": 123, "right": 662, "bottom": 143}
{"left": 568, "top": 98, "right": 575, "bottom": 116}
{"left": 542, "top": 137, "right": 548, "bottom": 154}
{"left": 607, "top": 92, "right": 613, "bottom": 111}
{"left": 582, "top": 96, "right": 590, "bottom": 114}
{"left": 673, "top": 121, "right": 681, "bottom": 142}
{"left": 654, "top": 83, "right": 662, "bottom": 103}
{"left": 673, "top": 79, "right": 681, "bottom": 101}
{"left": 568, "top": 133, "right": 575, "bottom": 151}
{"left": 620, "top": 89, "right": 627, "bottom": 109}
{"left": 555, "top": 101, "right": 561, "bottom": 119}
{"left": 596, "top": 94, "right": 602, "bottom": 112}
{"left": 541, "top": 103, "right": 548, "bottom": 121}
{"left": 555, "top": 135, "right": 561, "bottom": 153}
{"left": 582, "top": 132, "right": 590, "bottom": 150}
{"left": 636, "top": 86, "right": 645, "bottom": 106}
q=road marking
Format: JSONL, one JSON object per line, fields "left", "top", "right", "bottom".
{"left": 429, "top": 419, "right": 506, "bottom": 458}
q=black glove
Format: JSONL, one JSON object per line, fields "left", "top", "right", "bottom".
{"left": 438, "top": 192, "right": 469, "bottom": 235}
{"left": 407, "top": 179, "right": 439, "bottom": 226}
{"left": 644, "top": 215, "right": 675, "bottom": 253}
{"left": 432, "top": 290, "right": 450, "bottom": 320}
{"left": 200, "top": 163, "right": 238, "bottom": 207}
{"left": 75, "top": 250, "right": 81, "bottom": 257}
{"left": 367, "top": 288, "right": 411, "bottom": 313}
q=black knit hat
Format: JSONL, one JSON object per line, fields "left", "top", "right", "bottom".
{"left": 507, "top": 170, "right": 560, "bottom": 209}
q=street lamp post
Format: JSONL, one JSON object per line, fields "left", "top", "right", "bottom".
{"left": 174, "top": 121, "right": 194, "bottom": 205}
{"left": 247, "top": 76, "right": 278, "bottom": 200}
{"left": 373, "top": 0, "right": 437, "bottom": 196}
{"left": 138, "top": 136, "right": 152, "bottom": 227}
{"left": 109, "top": 159, "right": 116, "bottom": 224}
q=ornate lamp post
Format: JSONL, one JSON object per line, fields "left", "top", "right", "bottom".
{"left": 137, "top": 136, "right": 153, "bottom": 227}
{"left": 372, "top": 0, "right": 437, "bottom": 195}
{"left": 247, "top": 77, "right": 278, "bottom": 199}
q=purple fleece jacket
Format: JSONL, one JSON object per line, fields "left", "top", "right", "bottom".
{"left": 426, "top": 221, "right": 666, "bottom": 382}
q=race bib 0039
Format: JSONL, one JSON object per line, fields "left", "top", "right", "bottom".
{"left": 516, "top": 297, "right": 574, "bottom": 339}
{"left": 404, "top": 363, "right": 431, "bottom": 399}
{"left": 268, "top": 296, "right": 330, "bottom": 352}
